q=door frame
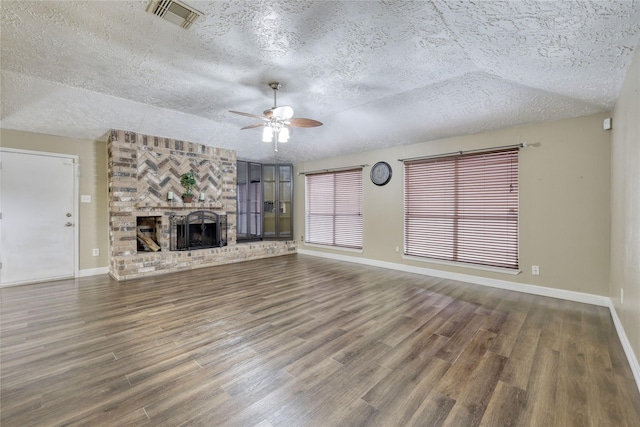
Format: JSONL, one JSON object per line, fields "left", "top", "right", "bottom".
{"left": 0, "top": 147, "right": 80, "bottom": 286}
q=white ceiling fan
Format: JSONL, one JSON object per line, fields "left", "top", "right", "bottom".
{"left": 230, "top": 82, "right": 323, "bottom": 152}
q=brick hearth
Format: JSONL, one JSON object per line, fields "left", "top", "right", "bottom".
{"left": 107, "top": 129, "right": 296, "bottom": 280}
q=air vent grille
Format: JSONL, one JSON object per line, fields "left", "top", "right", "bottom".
{"left": 147, "top": 0, "right": 202, "bottom": 29}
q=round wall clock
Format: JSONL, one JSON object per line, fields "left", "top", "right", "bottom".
{"left": 370, "top": 161, "right": 392, "bottom": 186}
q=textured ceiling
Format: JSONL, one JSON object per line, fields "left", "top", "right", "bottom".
{"left": 1, "top": 1, "right": 639, "bottom": 163}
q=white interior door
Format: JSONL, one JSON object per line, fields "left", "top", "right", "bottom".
{"left": 0, "top": 149, "right": 77, "bottom": 285}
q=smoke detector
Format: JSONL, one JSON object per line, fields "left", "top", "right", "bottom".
{"left": 147, "top": 0, "right": 202, "bottom": 29}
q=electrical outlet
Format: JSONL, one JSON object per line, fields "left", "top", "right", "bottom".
{"left": 92, "top": 248, "right": 100, "bottom": 257}
{"left": 532, "top": 265, "right": 540, "bottom": 276}
{"left": 81, "top": 195, "right": 91, "bottom": 203}
{"left": 395, "top": 246, "right": 400, "bottom": 253}
{"left": 621, "top": 288, "right": 624, "bottom": 305}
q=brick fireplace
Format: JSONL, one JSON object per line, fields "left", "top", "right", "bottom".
{"left": 107, "top": 130, "right": 296, "bottom": 280}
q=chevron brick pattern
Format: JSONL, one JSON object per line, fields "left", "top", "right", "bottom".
{"left": 135, "top": 149, "right": 226, "bottom": 205}
{"left": 136, "top": 151, "right": 224, "bottom": 204}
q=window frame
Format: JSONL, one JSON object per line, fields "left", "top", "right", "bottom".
{"left": 305, "top": 168, "right": 364, "bottom": 250}
{"left": 403, "top": 148, "right": 519, "bottom": 270}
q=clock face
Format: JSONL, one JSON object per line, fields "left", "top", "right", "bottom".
{"left": 371, "top": 161, "right": 392, "bottom": 186}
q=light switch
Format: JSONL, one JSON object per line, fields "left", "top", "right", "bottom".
{"left": 81, "top": 195, "right": 91, "bottom": 203}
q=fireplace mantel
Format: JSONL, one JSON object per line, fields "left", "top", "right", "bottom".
{"left": 135, "top": 202, "right": 224, "bottom": 209}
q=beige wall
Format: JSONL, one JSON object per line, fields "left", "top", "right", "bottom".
{"left": 1, "top": 129, "right": 109, "bottom": 271}
{"left": 610, "top": 44, "right": 640, "bottom": 367}
{"left": 1, "top": 113, "right": 614, "bottom": 297}
{"left": 295, "top": 112, "right": 612, "bottom": 296}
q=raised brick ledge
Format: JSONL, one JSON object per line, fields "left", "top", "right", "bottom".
{"left": 109, "top": 241, "right": 297, "bottom": 281}
{"left": 134, "top": 202, "right": 224, "bottom": 209}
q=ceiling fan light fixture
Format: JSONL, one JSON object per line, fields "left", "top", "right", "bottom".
{"left": 272, "top": 106, "right": 294, "bottom": 119}
{"left": 263, "top": 122, "right": 288, "bottom": 143}
{"left": 230, "top": 81, "right": 322, "bottom": 151}
{"left": 262, "top": 126, "right": 273, "bottom": 142}
{"left": 279, "top": 127, "right": 290, "bottom": 143}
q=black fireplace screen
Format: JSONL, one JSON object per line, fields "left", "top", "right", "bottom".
{"left": 169, "top": 211, "right": 227, "bottom": 251}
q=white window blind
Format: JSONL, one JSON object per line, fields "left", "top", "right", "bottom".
{"left": 305, "top": 169, "right": 363, "bottom": 249}
{"left": 404, "top": 149, "right": 519, "bottom": 269}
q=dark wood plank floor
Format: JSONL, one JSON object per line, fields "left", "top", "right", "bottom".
{"left": 1, "top": 254, "right": 639, "bottom": 426}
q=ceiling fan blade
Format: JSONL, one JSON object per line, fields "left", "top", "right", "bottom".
{"left": 288, "top": 118, "right": 323, "bottom": 128}
{"left": 241, "top": 123, "right": 266, "bottom": 130}
{"left": 229, "top": 110, "right": 267, "bottom": 120}
{"left": 271, "top": 105, "right": 294, "bottom": 119}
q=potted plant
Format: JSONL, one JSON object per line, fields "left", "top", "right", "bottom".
{"left": 180, "top": 171, "right": 196, "bottom": 203}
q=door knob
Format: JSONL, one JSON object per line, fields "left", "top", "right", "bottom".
{"left": 65, "top": 222, "right": 73, "bottom": 227}
{"left": 66, "top": 213, "right": 72, "bottom": 217}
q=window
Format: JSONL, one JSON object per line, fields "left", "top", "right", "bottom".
{"left": 305, "top": 169, "right": 363, "bottom": 249}
{"left": 404, "top": 149, "right": 519, "bottom": 269}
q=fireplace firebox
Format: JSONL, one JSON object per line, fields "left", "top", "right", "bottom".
{"left": 169, "top": 211, "right": 227, "bottom": 251}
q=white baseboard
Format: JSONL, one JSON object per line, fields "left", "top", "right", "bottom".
{"left": 1, "top": 268, "right": 108, "bottom": 286}
{"left": 609, "top": 302, "right": 640, "bottom": 394}
{"left": 77, "top": 267, "right": 109, "bottom": 277}
{"left": 298, "top": 249, "right": 639, "bottom": 394}
{"left": 298, "top": 249, "right": 609, "bottom": 306}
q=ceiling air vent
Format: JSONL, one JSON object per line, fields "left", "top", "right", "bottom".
{"left": 147, "top": 0, "right": 202, "bottom": 29}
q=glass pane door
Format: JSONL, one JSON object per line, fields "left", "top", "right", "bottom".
{"left": 249, "top": 163, "right": 262, "bottom": 237}
{"left": 263, "top": 165, "right": 276, "bottom": 237}
{"left": 236, "top": 161, "right": 248, "bottom": 238}
{"left": 278, "top": 165, "right": 292, "bottom": 237}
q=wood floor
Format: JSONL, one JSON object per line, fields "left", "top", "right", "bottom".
{"left": 1, "top": 254, "right": 639, "bottom": 427}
